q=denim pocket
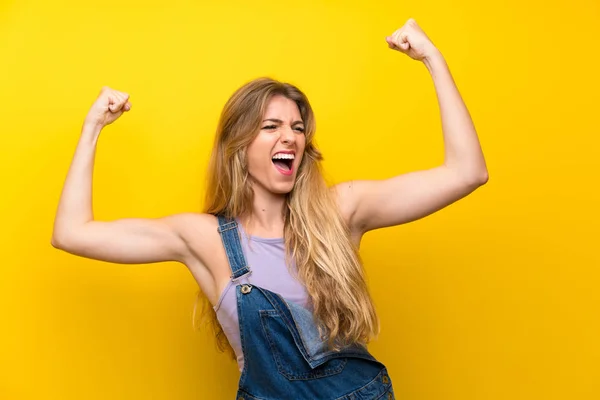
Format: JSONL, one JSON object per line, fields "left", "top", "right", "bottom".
{"left": 260, "top": 310, "right": 347, "bottom": 381}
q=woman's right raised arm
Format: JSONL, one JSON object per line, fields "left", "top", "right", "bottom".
{"left": 51, "top": 87, "right": 191, "bottom": 265}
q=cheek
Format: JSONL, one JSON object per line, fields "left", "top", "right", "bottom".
{"left": 246, "top": 138, "right": 272, "bottom": 173}
{"left": 246, "top": 149, "right": 263, "bottom": 173}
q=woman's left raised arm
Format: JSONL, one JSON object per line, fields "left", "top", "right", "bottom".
{"left": 335, "top": 18, "right": 489, "bottom": 235}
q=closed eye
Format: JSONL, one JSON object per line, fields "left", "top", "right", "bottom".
{"left": 261, "top": 125, "right": 305, "bottom": 133}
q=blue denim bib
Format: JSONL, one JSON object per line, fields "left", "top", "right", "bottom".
{"left": 217, "top": 216, "right": 396, "bottom": 400}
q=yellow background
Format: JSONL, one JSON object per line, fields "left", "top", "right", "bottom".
{"left": 2, "top": 0, "right": 599, "bottom": 399}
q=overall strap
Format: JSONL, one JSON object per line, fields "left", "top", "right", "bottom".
{"left": 216, "top": 215, "right": 252, "bottom": 281}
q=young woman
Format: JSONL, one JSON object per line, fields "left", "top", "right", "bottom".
{"left": 52, "top": 19, "right": 487, "bottom": 400}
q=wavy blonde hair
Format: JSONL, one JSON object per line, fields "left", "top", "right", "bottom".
{"left": 194, "top": 77, "right": 379, "bottom": 358}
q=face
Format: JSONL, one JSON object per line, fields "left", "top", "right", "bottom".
{"left": 246, "top": 95, "right": 306, "bottom": 196}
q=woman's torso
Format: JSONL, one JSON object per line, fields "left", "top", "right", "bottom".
{"left": 212, "top": 218, "right": 311, "bottom": 370}
{"left": 180, "top": 212, "right": 362, "bottom": 310}
{"left": 212, "top": 215, "right": 395, "bottom": 399}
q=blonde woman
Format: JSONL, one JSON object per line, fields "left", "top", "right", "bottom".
{"left": 52, "top": 19, "right": 487, "bottom": 400}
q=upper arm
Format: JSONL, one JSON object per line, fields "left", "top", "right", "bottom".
{"left": 335, "top": 165, "right": 488, "bottom": 235}
{"left": 51, "top": 213, "right": 201, "bottom": 265}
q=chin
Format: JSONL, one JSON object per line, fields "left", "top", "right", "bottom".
{"left": 267, "top": 178, "right": 297, "bottom": 194}
{"left": 271, "top": 183, "right": 295, "bottom": 195}
{"left": 249, "top": 171, "right": 298, "bottom": 196}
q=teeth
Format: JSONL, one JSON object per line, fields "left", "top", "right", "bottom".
{"left": 272, "top": 153, "right": 295, "bottom": 160}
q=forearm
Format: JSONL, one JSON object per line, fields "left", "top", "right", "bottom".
{"left": 52, "top": 124, "right": 101, "bottom": 243}
{"left": 424, "top": 50, "right": 488, "bottom": 181}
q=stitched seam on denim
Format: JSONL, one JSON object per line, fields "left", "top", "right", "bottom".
{"left": 260, "top": 288, "right": 371, "bottom": 373}
{"left": 236, "top": 389, "right": 271, "bottom": 400}
{"left": 216, "top": 216, "right": 237, "bottom": 232}
{"left": 311, "top": 350, "right": 375, "bottom": 363}
{"left": 269, "top": 292, "right": 375, "bottom": 370}
{"left": 217, "top": 224, "right": 237, "bottom": 232}
{"left": 373, "top": 387, "right": 394, "bottom": 400}
{"left": 237, "top": 286, "right": 249, "bottom": 389}
{"left": 283, "top": 358, "right": 347, "bottom": 381}
{"left": 260, "top": 311, "right": 333, "bottom": 380}
{"left": 223, "top": 230, "right": 245, "bottom": 275}
{"left": 334, "top": 368, "right": 389, "bottom": 400}
{"left": 275, "top": 292, "right": 326, "bottom": 363}
{"left": 260, "top": 288, "right": 311, "bottom": 362}
{"left": 259, "top": 310, "right": 347, "bottom": 381}
{"left": 259, "top": 311, "right": 294, "bottom": 380}
{"left": 281, "top": 297, "right": 349, "bottom": 364}
{"left": 260, "top": 290, "right": 300, "bottom": 338}
{"left": 217, "top": 216, "right": 251, "bottom": 279}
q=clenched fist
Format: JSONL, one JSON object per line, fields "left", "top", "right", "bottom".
{"left": 385, "top": 18, "right": 438, "bottom": 61}
{"left": 84, "top": 86, "right": 132, "bottom": 129}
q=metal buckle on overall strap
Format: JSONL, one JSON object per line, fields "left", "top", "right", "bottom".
{"left": 231, "top": 270, "right": 253, "bottom": 294}
{"left": 231, "top": 269, "right": 252, "bottom": 282}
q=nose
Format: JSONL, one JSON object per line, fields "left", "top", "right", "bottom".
{"left": 280, "top": 125, "right": 296, "bottom": 145}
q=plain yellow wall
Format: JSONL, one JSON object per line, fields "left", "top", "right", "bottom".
{"left": 2, "top": 0, "right": 599, "bottom": 399}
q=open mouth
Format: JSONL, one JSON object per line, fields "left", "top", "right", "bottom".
{"left": 272, "top": 153, "right": 294, "bottom": 175}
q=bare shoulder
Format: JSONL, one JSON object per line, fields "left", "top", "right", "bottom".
{"left": 168, "top": 212, "right": 221, "bottom": 262}
{"left": 168, "top": 212, "right": 218, "bottom": 236}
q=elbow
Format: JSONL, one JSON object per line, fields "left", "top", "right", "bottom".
{"left": 445, "top": 159, "right": 489, "bottom": 187}
{"left": 51, "top": 234, "right": 79, "bottom": 254}
{"left": 474, "top": 169, "right": 489, "bottom": 186}
{"left": 51, "top": 235, "right": 64, "bottom": 249}
{"left": 51, "top": 228, "right": 73, "bottom": 250}
{"left": 460, "top": 168, "right": 489, "bottom": 189}
{"left": 51, "top": 225, "right": 64, "bottom": 249}
{"left": 51, "top": 222, "right": 87, "bottom": 250}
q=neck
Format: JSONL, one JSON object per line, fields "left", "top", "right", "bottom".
{"left": 241, "top": 185, "right": 287, "bottom": 238}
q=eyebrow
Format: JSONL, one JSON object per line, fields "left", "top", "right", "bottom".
{"left": 262, "top": 118, "right": 304, "bottom": 125}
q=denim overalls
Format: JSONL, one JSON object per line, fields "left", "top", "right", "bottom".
{"left": 217, "top": 216, "right": 396, "bottom": 400}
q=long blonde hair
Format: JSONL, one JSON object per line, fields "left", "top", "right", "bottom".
{"left": 194, "top": 77, "right": 379, "bottom": 358}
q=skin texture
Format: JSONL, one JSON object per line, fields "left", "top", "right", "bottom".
{"left": 246, "top": 95, "right": 306, "bottom": 206}
{"left": 51, "top": 18, "right": 488, "bottom": 307}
